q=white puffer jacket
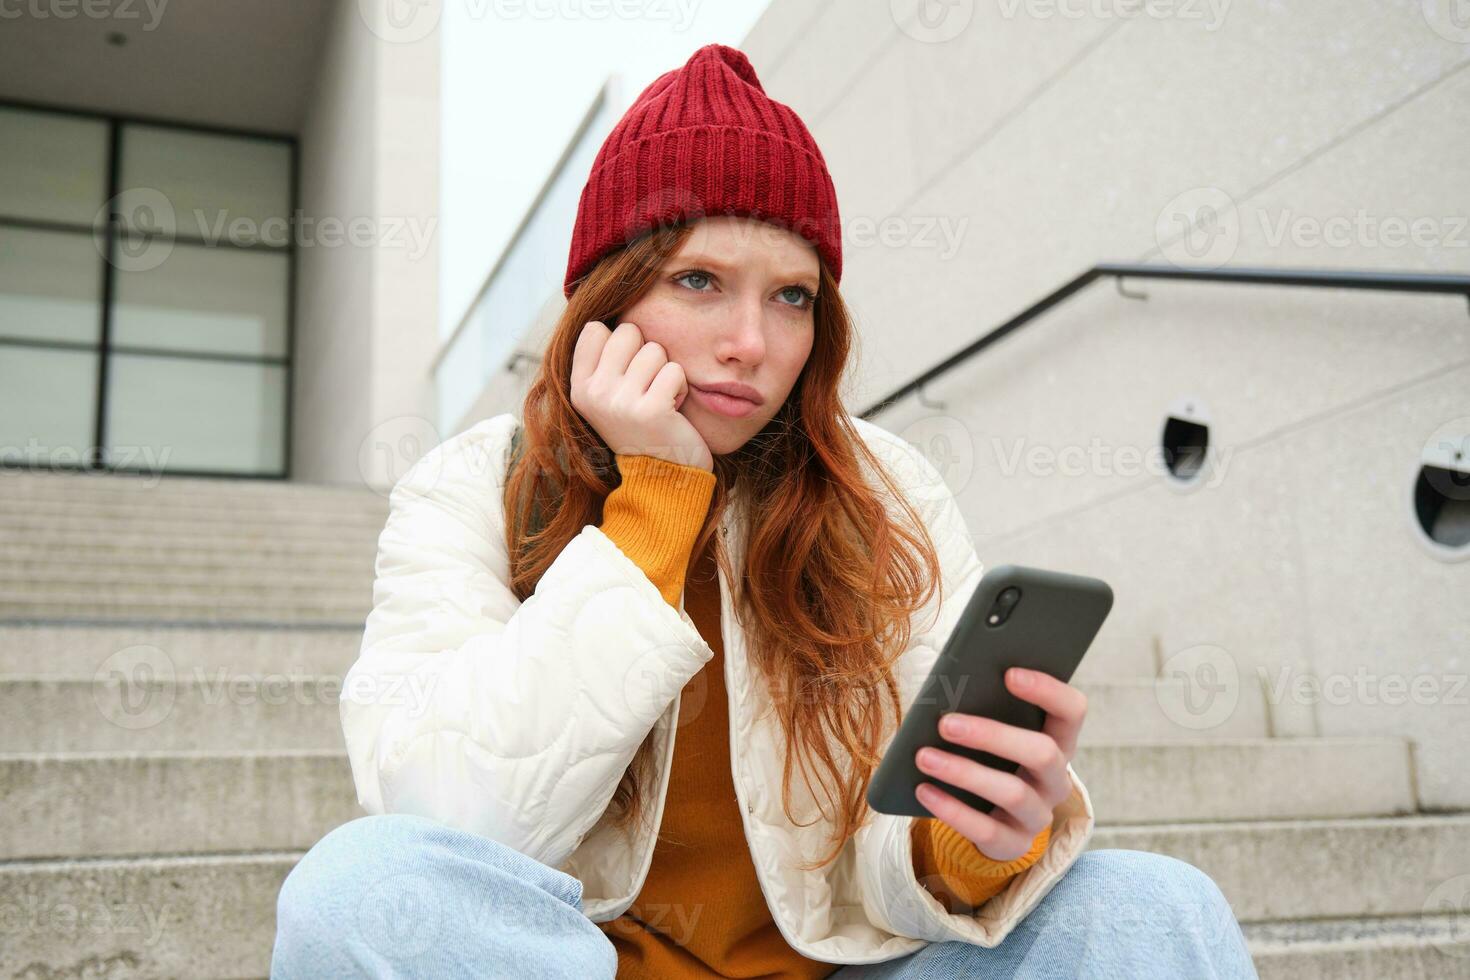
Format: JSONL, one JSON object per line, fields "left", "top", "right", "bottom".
{"left": 341, "top": 411, "right": 1095, "bottom": 964}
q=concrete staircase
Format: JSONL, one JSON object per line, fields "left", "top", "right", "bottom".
{"left": 2, "top": 470, "right": 1466, "bottom": 977}
{"left": 0, "top": 470, "right": 380, "bottom": 979}
{"left": 1073, "top": 660, "right": 1470, "bottom": 976}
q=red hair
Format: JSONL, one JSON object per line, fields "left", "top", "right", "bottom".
{"left": 504, "top": 221, "right": 942, "bottom": 870}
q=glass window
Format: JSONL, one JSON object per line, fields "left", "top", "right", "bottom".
{"left": 0, "top": 226, "right": 104, "bottom": 344}
{"left": 1, "top": 105, "right": 294, "bottom": 477}
{"left": 116, "top": 124, "right": 292, "bottom": 247}
{"left": 0, "top": 107, "right": 108, "bottom": 226}
{"left": 0, "top": 347, "right": 99, "bottom": 466}
{"left": 111, "top": 239, "right": 289, "bottom": 357}
{"left": 105, "top": 354, "right": 286, "bottom": 474}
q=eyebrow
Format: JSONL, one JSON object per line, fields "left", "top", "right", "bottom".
{"left": 675, "top": 253, "right": 819, "bottom": 289}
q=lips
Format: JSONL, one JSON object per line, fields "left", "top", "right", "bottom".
{"left": 689, "top": 383, "right": 761, "bottom": 419}
{"left": 691, "top": 381, "right": 764, "bottom": 405}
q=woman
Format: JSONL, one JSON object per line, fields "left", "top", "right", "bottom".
{"left": 272, "top": 43, "right": 1257, "bottom": 979}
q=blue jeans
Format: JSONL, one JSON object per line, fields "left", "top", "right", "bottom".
{"left": 271, "top": 813, "right": 1258, "bottom": 979}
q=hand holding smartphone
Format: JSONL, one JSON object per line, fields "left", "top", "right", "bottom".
{"left": 866, "top": 564, "right": 1113, "bottom": 819}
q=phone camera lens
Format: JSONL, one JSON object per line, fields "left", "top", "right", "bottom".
{"left": 987, "top": 586, "right": 1022, "bottom": 627}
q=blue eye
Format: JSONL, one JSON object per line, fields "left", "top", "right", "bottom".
{"left": 780, "top": 285, "right": 817, "bottom": 309}
{"left": 673, "top": 269, "right": 816, "bottom": 310}
{"left": 674, "top": 270, "right": 713, "bottom": 291}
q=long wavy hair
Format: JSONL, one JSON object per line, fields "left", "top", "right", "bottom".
{"left": 503, "top": 218, "right": 943, "bottom": 871}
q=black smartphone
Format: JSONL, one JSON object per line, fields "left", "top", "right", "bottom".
{"left": 866, "top": 563, "right": 1114, "bottom": 818}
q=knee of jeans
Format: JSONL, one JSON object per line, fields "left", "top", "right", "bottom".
{"left": 277, "top": 815, "right": 433, "bottom": 930}
{"left": 1074, "top": 849, "right": 1237, "bottom": 928}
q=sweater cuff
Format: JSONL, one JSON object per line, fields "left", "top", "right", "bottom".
{"left": 598, "top": 453, "right": 716, "bottom": 608}
{"left": 911, "top": 818, "right": 1052, "bottom": 911}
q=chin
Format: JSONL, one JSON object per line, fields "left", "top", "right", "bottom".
{"left": 692, "top": 416, "right": 758, "bottom": 457}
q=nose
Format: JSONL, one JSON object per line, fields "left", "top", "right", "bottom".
{"left": 714, "top": 295, "right": 766, "bottom": 365}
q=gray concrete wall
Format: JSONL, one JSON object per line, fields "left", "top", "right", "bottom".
{"left": 293, "top": 0, "right": 440, "bottom": 493}
{"left": 738, "top": 0, "right": 1469, "bottom": 808}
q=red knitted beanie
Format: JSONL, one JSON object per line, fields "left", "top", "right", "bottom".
{"left": 563, "top": 43, "right": 842, "bottom": 298}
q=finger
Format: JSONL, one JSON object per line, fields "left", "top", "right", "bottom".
{"left": 915, "top": 746, "right": 1051, "bottom": 830}
{"left": 938, "top": 713, "right": 1071, "bottom": 804}
{"left": 1015, "top": 759, "right": 1072, "bottom": 812}
{"left": 1006, "top": 668, "right": 1087, "bottom": 759}
{"left": 594, "top": 321, "right": 645, "bottom": 382}
{"left": 914, "top": 782, "right": 1031, "bottom": 862}
{"left": 938, "top": 712, "right": 1056, "bottom": 773}
{"left": 621, "top": 340, "right": 669, "bottom": 398}
{"left": 647, "top": 360, "right": 689, "bottom": 411}
{"left": 570, "top": 321, "right": 610, "bottom": 393}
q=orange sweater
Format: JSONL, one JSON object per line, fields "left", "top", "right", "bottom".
{"left": 595, "top": 453, "right": 1051, "bottom": 977}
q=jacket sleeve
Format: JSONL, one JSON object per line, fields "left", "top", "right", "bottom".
{"left": 851, "top": 424, "right": 1097, "bottom": 948}
{"left": 339, "top": 422, "right": 717, "bottom": 869}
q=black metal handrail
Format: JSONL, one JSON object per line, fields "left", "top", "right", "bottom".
{"left": 858, "top": 264, "right": 1470, "bottom": 420}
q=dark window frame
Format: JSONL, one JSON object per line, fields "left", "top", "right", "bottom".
{"left": 0, "top": 97, "right": 298, "bottom": 481}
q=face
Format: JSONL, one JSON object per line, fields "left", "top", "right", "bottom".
{"left": 617, "top": 214, "right": 820, "bottom": 456}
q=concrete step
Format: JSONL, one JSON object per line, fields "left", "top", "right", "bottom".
{"left": 0, "top": 562, "right": 373, "bottom": 593}
{"left": 0, "top": 526, "right": 379, "bottom": 561}
{"left": 0, "top": 850, "right": 294, "bottom": 978}
{"left": 1068, "top": 633, "right": 1159, "bottom": 682}
{"left": 1, "top": 751, "right": 359, "bottom": 859}
{"left": 0, "top": 741, "right": 1422, "bottom": 860}
{"left": 1, "top": 581, "right": 369, "bottom": 604}
{"left": 1245, "top": 914, "right": 1470, "bottom": 979}
{"left": 1089, "top": 813, "right": 1470, "bottom": 923}
{"left": 8, "top": 542, "right": 374, "bottom": 576}
{"left": 0, "top": 468, "right": 389, "bottom": 512}
{"left": 1079, "top": 676, "right": 1270, "bottom": 740}
{"left": 0, "top": 512, "right": 384, "bottom": 545}
{"left": 0, "top": 676, "right": 351, "bottom": 752}
{"left": 0, "top": 655, "right": 1252, "bottom": 746}
{"left": 1078, "top": 737, "right": 1415, "bottom": 823}
{"left": 0, "top": 589, "right": 370, "bottom": 624}
{"left": 0, "top": 623, "right": 362, "bottom": 676}
{"left": 0, "top": 655, "right": 1334, "bottom": 769}
{"left": 3, "top": 824, "right": 1466, "bottom": 979}
{"left": 0, "top": 495, "right": 387, "bottom": 528}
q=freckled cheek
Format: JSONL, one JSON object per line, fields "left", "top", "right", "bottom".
{"left": 772, "top": 338, "right": 813, "bottom": 393}
{"left": 633, "top": 322, "right": 693, "bottom": 362}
